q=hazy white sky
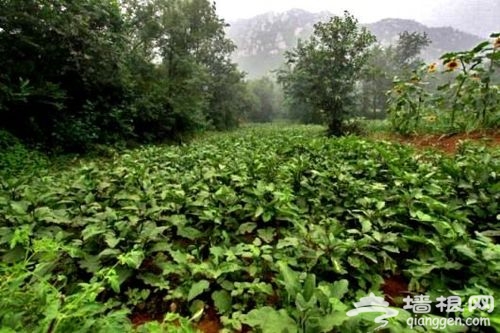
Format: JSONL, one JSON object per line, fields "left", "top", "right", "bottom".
{"left": 214, "top": 0, "right": 441, "bottom": 23}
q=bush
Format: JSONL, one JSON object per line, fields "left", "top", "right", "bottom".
{"left": 0, "top": 0, "right": 249, "bottom": 152}
{"left": 0, "top": 130, "right": 48, "bottom": 176}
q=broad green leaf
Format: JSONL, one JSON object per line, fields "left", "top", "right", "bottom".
{"left": 295, "top": 293, "right": 316, "bottom": 312}
{"left": 189, "top": 300, "right": 205, "bottom": 320}
{"left": 358, "top": 216, "right": 372, "bottom": 233}
{"left": 169, "top": 249, "right": 189, "bottom": 264}
{"left": 303, "top": 274, "right": 316, "bottom": 302}
{"left": 10, "top": 201, "right": 28, "bottom": 215}
{"left": 254, "top": 206, "right": 264, "bottom": 218}
{"left": 98, "top": 248, "right": 122, "bottom": 258}
{"left": 237, "top": 222, "right": 257, "bottom": 235}
{"left": 188, "top": 280, "right": 210, "bottom": 301}
{"left": 278, "top": 261, "right": 300, "bottom": 299}
{"left": 177, "top": 226, "right": 203, "bottom": 240}
{"left": 277, "top": 237, "right": 299, "bottom": 249}
{"left": 454, "top": 244, "right": 477, "bottom": 259}
{"left": 471, "top": 41, "right": 490, "bottom": 53}
{"left": 104, "top": 232, "right": 120, "bottom": 248}
{"left": 411, "top": 210, "right": 434, "bottom": 222}
{"left": 82, "top": 224, "right": 107, "bottom": 241}
{"left": 319, "top": 312, "right": 349, "bottom": 332}
{"left": 263, "top": 211, "right": 273, "bottom": 222}
{"left": 79, "top": 255, "right": 102, "bottom": 273}
{"left": 212, "top": 290, "right": 232, "bottom": 314}
{"left": 118, "top": 250, "right": 145, "bottom": 269}
{"left": 242, "top": 307, "right": 297, "bottom": 333}
{"left": 258, "top": 228, "right": 275, "bottom": 243}
{"left": 376, "top": 201, "right": 386, "bottom": 210}
{"left": 331, "top": 279, "right": 349, "bottom": 299}
{"left": 139, "top": 273, "right": 170, "bottom": 290}
{"left": 106, "top": 269, "right": 121, "bottom": 293}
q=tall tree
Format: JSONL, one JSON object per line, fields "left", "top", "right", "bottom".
{"left": 124, "top": 0, "right": 245, "bottom": 133}
{"left": 247, "top": 77, "right": 280, "bottom": 123}
{"left": 393, "top": 31, "right": 432, "bottom": 69}
{"left": 0, "top": 0, "right": 128, "bottom": 150}
{"left": 357, "top": 45, "right": 396, "bottom": 118}
{"left": 278, "top": 12, "right": 375, "bottom": 135}
{"left": 0, "top": 0, "right": 250, "bottom": 151}
{"left": 357, "top": 31, "right": 432, "bottom": 119}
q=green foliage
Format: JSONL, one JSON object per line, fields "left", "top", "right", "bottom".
{"left": 278, "top": 12, "right": 376, "bottom": 135}
{"left": 388, "top": 33, "right": 500, "bottom": 134}
{"left": 393, "top": 31, "right": 432, "bottom": 69}
{"left": 1, "top": 124, "right": 499, "bottom": 332}
{"left": 241, "top": 263, "right": 351, "bottom": 333}
{"left": 245, "top": 77, "right": 282, "bottom": 123}
{"left": 0, "top": 238, "right": 132, "bottom": 332}
{"left": 357, "top": 31, "right": 431, "bottom": 120}
{"left": 135, "top": 313, "right": 198, "bottom": 333}
{"left": 0, "top": 0, "right": 248, "bottom": 151}
{"left": 360, "top": 119, "right": 391, "bottom": 135}
{"left": 0, "top": 130, "right": 49, "bottom": 177}
{"left": 0, "top": 0, "right": 128, "bottom": 150}
{"left": 357, "top": 45, "right": 394, "bottom": 119}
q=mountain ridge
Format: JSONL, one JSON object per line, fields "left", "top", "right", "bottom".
{"left": 226, "top": 10, "right": 483, "bottom": 78}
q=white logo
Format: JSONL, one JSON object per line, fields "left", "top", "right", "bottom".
{"left": 346, "top": 293, "right": 399, "bottom": 331}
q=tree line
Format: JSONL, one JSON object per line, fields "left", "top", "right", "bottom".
{"left": 0, "top": 0, "right": 281, "bottom": 152}
{"left": 277, "top": 12, "right": 433, "bottom": 134}
{"left": 4, "top": 2, "right": 486, "bottom": 150}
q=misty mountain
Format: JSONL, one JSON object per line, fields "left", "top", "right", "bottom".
{"left": 227, "top": 9, "right": 483, "bottom": 78}
{"left": 365, "top": 18, "right": 482, "bottom": 60}
{"left": 421, "top": 0, "right": 500, "bottom": 39}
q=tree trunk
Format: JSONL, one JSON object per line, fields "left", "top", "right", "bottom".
{"left": 328, "top": 118, "right": 343, "bottom": 136}
{"left": 328, "top": 102, "right": 344, "bottom": 136}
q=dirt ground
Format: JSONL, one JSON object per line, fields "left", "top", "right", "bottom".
{"left": 374, "top": 130, "right": 500, "bottom": 154}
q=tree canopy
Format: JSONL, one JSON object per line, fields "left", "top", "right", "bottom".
{"left": 0, "top": 0, "right": 251, "bottom": 151}
{"left": 357, "top": 31, "right": 432, "bottom": 119}
{"left": 278, "top": 11, "right": 375, "bottom": 135}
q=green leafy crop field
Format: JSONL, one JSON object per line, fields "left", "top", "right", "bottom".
{"left": 1, "top": 125, "right": 499, "bottom": 332}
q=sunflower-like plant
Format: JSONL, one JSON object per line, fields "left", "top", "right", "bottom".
{"left": 386, "top": 68, "right": 432, "bottom": 135}
{"left": 439, "top": 32, "right": 500, "bottom": 130}
{"left": 388, "top": 32, "right": 500, "bottom": 134}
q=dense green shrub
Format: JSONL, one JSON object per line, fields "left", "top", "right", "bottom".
{"left": 0, "top": 130, "right": 49, "bottom": 176}
{"left": 1, "top": 125, "right": 499, "bottom": 332}
{"left": 0, "top": 0, "right": 250, "bottom": 152}
{"left": 245, "top": 77, "right": 282, "bottom": 123}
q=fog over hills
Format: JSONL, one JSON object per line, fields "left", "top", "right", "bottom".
{"left": 420, "top": 0, "right": 499, "bottom": 38}
{"left": 226, "top": 9, "right": 485, "bottom": 78}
